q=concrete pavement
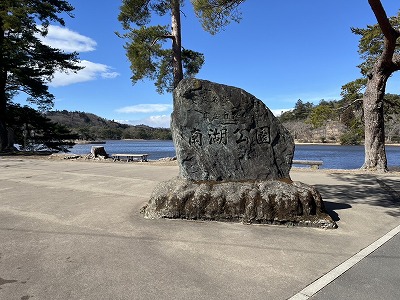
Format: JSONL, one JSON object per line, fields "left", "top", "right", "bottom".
{"left": 0, "top": 156, "right": 399, "bottom": 300}
{"left": 309, "top": 229, "right": 400, "bottom": 300}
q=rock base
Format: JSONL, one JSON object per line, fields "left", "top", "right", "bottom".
{"left": 142, "top": 178, "right": 337, "bottom": 229}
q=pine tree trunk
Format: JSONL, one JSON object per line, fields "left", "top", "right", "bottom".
{"left": 0, "top": 75, "right": 8, "bottom": 152}
{"left": 361, "top": 72, "right": 388, "bottom": 171}
{"left": 0, "top": 118, "right": 7, "bottom": 152}
{"left": 361, "top": 0, "right": 400, "bottom": 172}
{"left": 0, "top": 17, "right": 8, "bottom": 152}
{"left": 171, "top": 0, "right": 183, "bottom": 89}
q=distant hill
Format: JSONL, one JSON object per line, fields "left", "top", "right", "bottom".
{"left": 46, "top": 110, "right": 172, "bottom": 140}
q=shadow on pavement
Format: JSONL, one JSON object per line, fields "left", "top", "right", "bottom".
{"left": 322, "top": 201, "right": 352, "bottom": 222}
{"left": 315, "top": 173, "right": 400, "bottom": 218}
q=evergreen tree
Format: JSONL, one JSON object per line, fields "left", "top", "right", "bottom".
{"left": 0, "top": 0, "right": 82, "bottom": 151}
{"left": 308, "top": 105, "right": 333, "bottom": 129}
{"left": 192, "top": 0, "right": 244, "bottom": 35}
{"left": 350, "top": 0, "right": 400, "bottom": 171}
{"left": 117, "top": 0, "right": 244, "bottom": 93}
{"left": 7, "top": 104, "right": 78, "bottom": 152}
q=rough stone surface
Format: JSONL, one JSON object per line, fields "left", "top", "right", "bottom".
{"left": 143, "top": 79, "right": 336, "bottom": 228}
{"left": 143, "top": 177, "right": 337, "bottom": 228}
{"left": 171, "top": 78, "right": 294, "bottom": 181}
{"left": 90, "top": 146, "right": 108, "bottom": 158}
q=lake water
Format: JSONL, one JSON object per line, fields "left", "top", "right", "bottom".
{"left": 70, "top": 140, "right": 400, "bottom": 170}
{"left": 71, "top": 140, "right": 176, "bottom": 161}
{"left": 294, "top": 144, "right": 400, "bottom": 169}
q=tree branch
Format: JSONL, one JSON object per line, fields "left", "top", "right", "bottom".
{"left": 391, "top": 53, "right": 400, "bottom": 70}
{"left": 335, "top": 99, "right": 363, "bottom": 112}
{"left": 368, "top": 0, "right": 400, "bottom": 68}
{"left": 151, "top": 34, "right": 174, "bottom": 46}
{"left": 197, "top": 0, "right": 245, "bottom": 10}
{"left": 368, "top": 0, "right": 398, "bottom": 37}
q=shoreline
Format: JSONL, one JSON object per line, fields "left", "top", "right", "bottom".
{"left": 72, "top": 139, "right": 400, "bottom": 147}
{"left": 295, "top": 142, "right": 400, "bottom": 146}
{"left": 2, "top": 153, "right": 399, "bottom": 175}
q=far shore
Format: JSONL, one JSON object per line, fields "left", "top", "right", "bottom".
{"left": 295, "top": 142, "right": 400, "bottom": 146}
{"left": 73, "top": 139, "right": 400, "bottom": 147}
{"left": 74, "top": 140, "right": 106, "bottom": 144}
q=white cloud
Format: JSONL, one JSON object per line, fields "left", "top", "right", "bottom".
{"left": 116, "top": 108, "right": 287, "bottom": 127}
{"left": 49, "top": 60, "right": 120, "bottom": 87}
{"left": 117, "top": 115, "right": 171, "bottom": 128}
{"left": 36, "top": 26, "right": 120, "bottom": 87}
{"left": 101, "top": 72, "right": 120, "bottom": 79}
{"left": 39, "top": 25, "right": 97, "bottom": 52}
{"left": 270, "top": 108, "right": 291, "bottom": 117}
{"left": 116, "top": 104, "right": 173, "bottom": 114}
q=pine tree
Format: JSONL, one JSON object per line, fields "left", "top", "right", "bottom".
{"left": 7, "top": 104, "right": 78, "bottom": 152}
{"left": 0, "top": 0, "right": 82, "bottom": 152}
{"left": 350, "top": 0, "right": 400, "bottom": 171}
{"left": 117, "top": 0, "right": 244, "bottom": 93}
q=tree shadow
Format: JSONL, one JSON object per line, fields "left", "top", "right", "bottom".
{"left": 314, "top": 172, "right": 400, "bottom": 218}
{"left": 322, "top": 201, "right": 352, "bottom": 222}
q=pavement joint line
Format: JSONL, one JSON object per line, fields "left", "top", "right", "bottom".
{"left": 287, "top": 223, "right": 400, "bottom": 300}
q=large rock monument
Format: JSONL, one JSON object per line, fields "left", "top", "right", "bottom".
{"left": 143, "top": 79, "right": 336, "bottom": 228}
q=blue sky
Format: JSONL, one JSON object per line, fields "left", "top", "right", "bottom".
{"left": 15, "top": 1, "right": 400, "bottom": 128}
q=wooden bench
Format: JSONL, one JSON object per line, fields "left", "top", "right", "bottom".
{"left": 112, "top": 154, "right": 149, "bottom": 162}
{"left": 292, "top": 159, "right": 323, "bottom": 169}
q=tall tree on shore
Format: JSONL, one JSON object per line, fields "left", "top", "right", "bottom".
{"left": 117, "top": 0, "right": 245, "bottom": 93}
{"left": 7, "top": 104, "right": 78, "bottom": 152}
{"left": 352, "top": 0, "right": 400, "bottom": 171}
{"left": 0, "top": 0, "right": 82, "bottom": 152}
